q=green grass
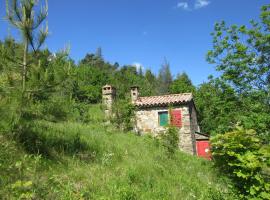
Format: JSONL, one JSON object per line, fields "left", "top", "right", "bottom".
{"left": 0, "top": 104, "right": 236, "bottom": 199}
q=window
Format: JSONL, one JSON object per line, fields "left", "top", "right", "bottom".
{"left": 159, "top": 111, "right": 168, "bottom": 126}
{"left": 171, "top": 110, "right": 182, "bottom": 127}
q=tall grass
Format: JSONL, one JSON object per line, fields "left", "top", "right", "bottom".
{"left": 0, "top": 104, "right": 236, "bottom": 199}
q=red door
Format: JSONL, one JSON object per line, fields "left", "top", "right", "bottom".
{"left": 196, "top": 141, "right": 211, "bottom": 160}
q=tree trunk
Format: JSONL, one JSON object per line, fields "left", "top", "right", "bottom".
{"left": 22, "top": 39, "right": 28, "bottom": 92}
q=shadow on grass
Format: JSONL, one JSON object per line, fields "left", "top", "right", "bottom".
{"left": 12, "top": 122, "right": 91, "bottom": 160}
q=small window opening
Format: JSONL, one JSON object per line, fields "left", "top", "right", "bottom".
{"left": 158, "top": 111, "right": 168, "bottom": 126}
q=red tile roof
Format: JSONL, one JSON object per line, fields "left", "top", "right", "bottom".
{"left": 134, "top": 93, "right": 193, "bottom": 107}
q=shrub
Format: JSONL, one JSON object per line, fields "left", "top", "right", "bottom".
{"left": 111, "top": 99, "right": 135, "bottom": 131}
{"left": 211, "top": 127, "right": 270, "bottom": 199}
{"left": 162, "top": 126, "right": 179, "bottom": 157}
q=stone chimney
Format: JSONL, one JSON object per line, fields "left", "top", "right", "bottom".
{"left": 102, "top": 85, "right": 116, "bottom": 116}
{"left": 130, "top": 86, "right": 139, "bottom": 103}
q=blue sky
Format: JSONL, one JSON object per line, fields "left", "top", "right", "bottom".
{"left": 0, "top": 0, "right": 269, "bottom": 85}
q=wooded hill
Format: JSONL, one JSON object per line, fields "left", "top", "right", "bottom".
{"left": 0, "top": 1, "right": 269, "bottom": 199}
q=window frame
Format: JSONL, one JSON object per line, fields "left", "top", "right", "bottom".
{"left": 158, "top": 111, "right": 169, "bottom": 127}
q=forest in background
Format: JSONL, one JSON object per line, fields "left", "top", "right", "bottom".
{"left": 0, "top": 0, "right": 269, "bottom": 199}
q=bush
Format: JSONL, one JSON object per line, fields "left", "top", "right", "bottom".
{"left": 211, "top": 127, "right": 270, "bottom": 199}
{"left": 111, "top": 99, "right": 135, "bottom": 131}
{"left": 162, "top": 126, "right": 179, "bottom": 157}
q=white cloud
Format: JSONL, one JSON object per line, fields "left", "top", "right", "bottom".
{"left": 177, "top": 2, "right": 189, "bottom": 10}
{"left": 194, "top": 0, "right": 210, "bottom": 9}
{"left": 176, "top": 0, "right": 210, "bottom": 11}
{"left": 132, "top": 62, "right": 144, "bottom": 71}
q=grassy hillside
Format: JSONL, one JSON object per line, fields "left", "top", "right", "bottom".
{"left": 0, "top": 105, "right": 236, "bottom": 199}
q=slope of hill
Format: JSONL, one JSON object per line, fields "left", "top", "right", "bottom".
{"left": 0, "top": 105, "right": 236, "bottom": 199}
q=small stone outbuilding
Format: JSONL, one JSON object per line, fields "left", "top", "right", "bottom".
{"left": 102, "top": 85, "right": 209, "bottom": 155}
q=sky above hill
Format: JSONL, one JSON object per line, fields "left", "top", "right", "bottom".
{"left": 0, "top": 0, "right": 269, "bottom": 85}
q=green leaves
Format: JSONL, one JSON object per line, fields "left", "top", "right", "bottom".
{"left": 163, "top": 127, "right": 179, "bottom": 157}
{"left": 6, "top": 0, "right": 48, "bottom": 52}
{"left": 111, "top": 99, "right": 135, "bottom": 131}
{"left": 204, "top": 4, "right": 270, "bottom": 142}
{"left": 211, "top": 128, "right": 270, "bottom": 199}
{"left": 208, "top": 4, "right": 270, "bottom": 93}
{"left": 169, "top": 72, "right": 195, "bottom": 94}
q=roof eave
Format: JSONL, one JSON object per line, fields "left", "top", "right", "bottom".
{"left": 134, "top": 101, "right": 192, "bottom": 108}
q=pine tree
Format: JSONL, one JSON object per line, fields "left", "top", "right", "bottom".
{"left": 157, "top": 58, "right": 172, "bottom": 95}
{"left": 138, "top": 66, "right": 143, "bottom": 76}
{"left": 95, "top": 47, "right": 103, "bottom": 60}
{"left": 5, "top": 0, "right": 48, "bottom": 93}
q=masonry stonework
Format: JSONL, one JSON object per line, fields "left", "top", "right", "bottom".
{"left": 102, "top": 85, "right": 116, "bottom": 117}
{"left": 135, "top": 104, "right": 197, "bottom": 155}
{"left": 102, "top": 85, "right": 204, "bottom": 155}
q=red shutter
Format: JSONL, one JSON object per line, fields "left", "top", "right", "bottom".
{"left": 171, "top": 110, "right": 182, "bottom": 127}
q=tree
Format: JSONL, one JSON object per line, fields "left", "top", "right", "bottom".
{"left": 144, "top": 69, "right": 157, "bottom": 96}
{"left": 195, "top": 78, "right": 239, "bottom": 135}
{"left": 95, "top": 47, "right": 103, "bottom": 59}
{"left": 5, "top": 0, "right": 49, "bottom": 93}
{"left": 74, "top": 64, "right": 109, "bottom": 103}
{"left": 170, "top": 72, "right": 195, "bottom": 94}
{"left": 207, "top": 4, "right": 270, "bottom": 94}
{"left": 157, "top": 58, "right": 172, "bottom": 95}
{"left": 206, "top": 4, "right": 270, "bottom": 140}
{"left": 211, "top": 127, "right": 270, "bottom": 199}
{"left": 138, "top": 66, "right": 143, "bottom": 77}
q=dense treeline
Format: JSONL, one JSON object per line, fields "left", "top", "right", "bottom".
{"left": 0, "top": 10, "right": 270, "bottom": 141}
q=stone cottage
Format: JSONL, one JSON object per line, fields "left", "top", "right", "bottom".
{"left": 102, "top": 85, "right": 210, "bottom": 156}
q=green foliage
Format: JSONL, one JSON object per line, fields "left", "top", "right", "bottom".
{"left": 202, "top": 4, "right": 270, "bottom": 139}
{"left": 0, "top": 110, "right": 237, "bottom": 199}
{"left": 1, "top": 1, "right": 268, "bottom": 199}
{"left": 157, "top": 58, "right": 173, "bottom": 95}
{"left": 195, "top": 78, "right": 239, "bottom": 135}
{"left": 211, "top": 127, "right": 270, "bottom": 199}
{"left": 170, "top": 72, "right": 196, "bottom": 94}
{"left": 207, "top": 7, "right": 270, "bottom": 93}
{"left": 0, "top": 136, "right": 41, "bottom": 199}
{"left": 111, "top": 99, "right": 135, "bottom": 131}
{"left": 74, "top": 64, "right": 109, "bottom": 103}
{"left": 144, "top": 69, "right": 158, "bottom": 96}
{"left": 161, "top": 126, "right": 179, "bottom": 157}
{"left": 6, "top": 0, "right": 49, "bottom": 92}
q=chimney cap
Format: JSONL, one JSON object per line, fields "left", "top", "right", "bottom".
{"left": 130, "top": 86, "right": 139, "bottom": 89}
{"left": 103, "top": 84, "right": 116, "bottom": 89}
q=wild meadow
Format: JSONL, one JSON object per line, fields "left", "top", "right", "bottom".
{"left": 0, "top": 0, "right": 269, "bottom": 199}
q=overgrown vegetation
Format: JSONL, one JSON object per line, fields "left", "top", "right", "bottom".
{"left": 0, "top": 0, "right": 269, "bottom": 199}
{"left": 0, "top": 105, "right": 236, "bottom": 199}
{"left": 161, "top": 126, "right": 179, "bottom": 157}
{"left": 111, "top": 98, "right": 135, "bottom": 131}
{"left": 211, "top": 127, "right": 270, "bottom": 199}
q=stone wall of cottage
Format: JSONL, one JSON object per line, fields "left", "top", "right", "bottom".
{"left": 135, "top": 105, "right": 195, "bottom": 154}
{"left": 189, "top": 103, "right": 200, "bottom": 155}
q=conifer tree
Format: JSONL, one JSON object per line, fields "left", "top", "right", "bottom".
{"left": 157, "top": 58, "right": 173, "bottom": 95}
{"left": 95, "top": 47, "right": 103, "bottom": 60}
{"left": 5, "top": 0, "right": 48, "bottom": 93}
